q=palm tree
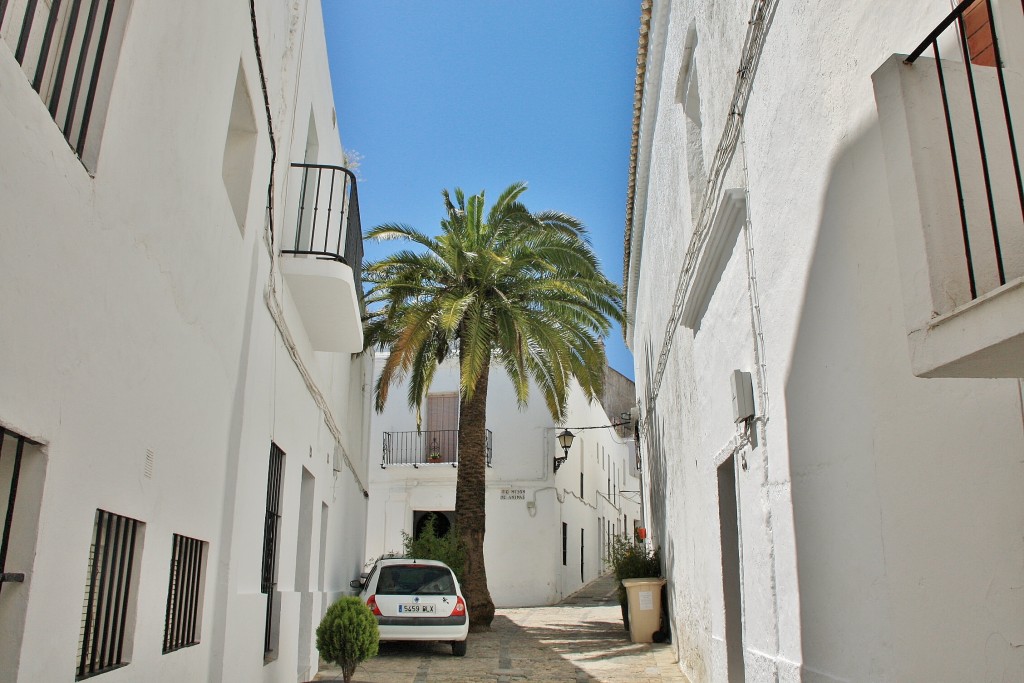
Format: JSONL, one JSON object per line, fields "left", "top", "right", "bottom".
{"left": 363, "top": 182, "right": 624, "bottom": 628}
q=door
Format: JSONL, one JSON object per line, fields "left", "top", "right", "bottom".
{"left": 718, "top": 456, "right": 745, "bottom": 682}
{"left": 426, "top": 393, "right": 459, "bottom": 463}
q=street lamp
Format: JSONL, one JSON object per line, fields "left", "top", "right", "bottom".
{"left": 554, "top": 429, "right": 574, "bottom": 473}
{"left": 552, "top": 410, "right": 637, "bottom": 474}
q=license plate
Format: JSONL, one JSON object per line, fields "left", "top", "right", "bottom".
{"left": 398, "top": 603, "right": 435, "bottom": 614}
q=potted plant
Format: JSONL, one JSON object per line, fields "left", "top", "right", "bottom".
{"left": 427, "top": 451, "right": 442, "bottom": 463}
{"left": 606, "top": 535, "right": 661, "bottom": 631}
{"left": 315, "top": 596, "right": 379, "bottom": 683}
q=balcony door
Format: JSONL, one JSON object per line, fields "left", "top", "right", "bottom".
{"left": 426, "top": 393, "right": 459, "bottom": 463}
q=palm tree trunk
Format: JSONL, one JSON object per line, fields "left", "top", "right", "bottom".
{"left": 455, "top": 354, "right": 495, "bottom": 629}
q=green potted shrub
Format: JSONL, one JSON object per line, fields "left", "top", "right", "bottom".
{"left": 315, "top": 596, "right": 379, "bottom": 683}
{"left": 606, "top": 535, "right": 661, "bottom": 631}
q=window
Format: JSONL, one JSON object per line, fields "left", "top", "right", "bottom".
{"left": 962, "top": 0, "right": 995, "bottom": 66}
{"left": 561, "top": 522, "right": 567, "bottom": 566}
{"left": 0, "top": 427, "right": 45, "bottom": 683}
{"left": 0, "top": 427, "right": 42, "bottom": 594}
{"left": 0, "top": 0, "right": 132, "bottom": 169}
{"left": 375, "top": 565, "right": 455, "bottom": 595}
{"left": 77, "top": 509, "right": 143, "bottom": 680}
{"left": 222, "top": 62, "right": 258, "bottom": 232}
{"left": 676, "top": 25, "right": 701, "bottom": 123}
{"left": 579, "top": 528, "right": 585, "bottom": 582}
{"left": 261, "top": 443, "right": 284, "bottom": 659}
{"left": 162, "top": 534, "right": 206, "bottom": 654}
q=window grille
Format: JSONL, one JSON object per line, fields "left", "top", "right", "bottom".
{"left": 0, "top": 0, "right": 131, "bottom": 167}
{"left": 162, "top": 534, "right": 206, "bottom": 654}
{"left": 77, "top": 509, "right": 141, "bottom": 680}
{"left": 561, "top": 522, "right": 567, "bottom": 567}
{"left": 0, "top": 427, "right": 38, "bottom": 595}
{"left": 261, "top": 443, "right": 284, "bottom": 657}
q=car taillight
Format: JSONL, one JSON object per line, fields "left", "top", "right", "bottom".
{"left": 366, "top": 595, "right": 382, "bottom": 616}
{"left": 450, "top": 596, "right": 465, "bottom": 617}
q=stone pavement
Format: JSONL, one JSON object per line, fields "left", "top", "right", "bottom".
{"left": 314, "top": 573, "right": 688, "bottom": 683}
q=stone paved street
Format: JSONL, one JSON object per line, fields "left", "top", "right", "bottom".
{"left": 314, "top": 573, "right": 687, "bottom": 683}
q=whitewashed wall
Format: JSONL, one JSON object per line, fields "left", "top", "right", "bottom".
{"left": 365, "top": 354, "right": 639, "bottom": 607}
{"left": 0, "top": 2, "right": 369, "bottom": 682}
{"left": 627, "top": 1, "right": 1024, "bottom": 681}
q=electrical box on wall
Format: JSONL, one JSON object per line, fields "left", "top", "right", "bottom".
{"left": 731, "top": 370, "right": 755, "bottom": 423}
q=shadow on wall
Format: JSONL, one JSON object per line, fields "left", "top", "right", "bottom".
{"left": 639, "top": 340, "right": 693, "bottom": 674}
{"left": 783, "top": 121, "right": 1024, "bottom": 680}
{"left": 783, "top": 121, "right": 896, "bottom": 680}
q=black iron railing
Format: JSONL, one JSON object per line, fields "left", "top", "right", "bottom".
{"left": 0, "top": 427, "right": 38, "bottom": 596}
{"left": 285, "top": 163, "right": 364, "bottom": 307}
{"left": 162, "top": 534, "right": 205, "bottom": 654}
{"left": 77, "top": 509, "right": 140, "bottom": 680}
{"left": 381, "top": 430, "right": 493, "bottom": 469}
{"left": 906, "top": 0, "right": 1023, "bottom": 301}
{"left": 261, "top": 443, "right": 284, "bottom": 657}
{"left": 0, "top": 0, "right": 123, "bottom": 163}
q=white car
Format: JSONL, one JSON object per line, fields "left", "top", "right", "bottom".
{"left": 352, "top": 558, "right": 469, "bottom": 656}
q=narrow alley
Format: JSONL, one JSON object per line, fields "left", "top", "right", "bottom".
{"left": 314, "top": 574, "right": 686, "bottom": 683}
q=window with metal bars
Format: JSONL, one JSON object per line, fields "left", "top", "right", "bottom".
{"left": 561, "top": 522, "right": 567, "bottom": 566}
{"left": 162, "top": 534, "right": 206, "bottom": 654}
{"left": 261, "top": 443, "right": 284, "bottom": 658}
{"left": 0, "top": 0, "right": 132, "bottom": 169}
{"left": 0, "top": 427, "right": 41, "bottom": 596}
{"left": 77, "top": 509, "right": 142, "bottom": 680}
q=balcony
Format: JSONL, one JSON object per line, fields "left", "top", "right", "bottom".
{"left": 872, "top": 0, "right": 1024, "bottom": 377}
{"left": 280, "top": 163, "right": 364, "bottom": 353}
{"left": 381, "top": 430, "right": 493, "bottom": 469}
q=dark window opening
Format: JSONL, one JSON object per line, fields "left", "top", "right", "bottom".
{"left": 376, "top": 565, "right": 455, "bottom": 595}
{"left": 162, "top": 534, "right": 206, "bottom": 654}
{"left": 261, "top": 443, "right": 284, "bottom": 659}
{"left": 0, "top": 0, "right": 132, "bottom": 169}
{"left": 77, "top": 509, "right": 142, "bottom": 680}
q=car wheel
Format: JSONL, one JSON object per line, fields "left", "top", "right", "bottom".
{"left": 451, "top": 640, "right": 467, "bottom": 657}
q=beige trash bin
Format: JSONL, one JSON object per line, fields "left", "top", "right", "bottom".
{"left": 622, "top": 577, "right": 666, "bottom": 643}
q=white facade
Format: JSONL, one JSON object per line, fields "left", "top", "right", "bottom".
{"left": 0, "top": 2, "right": 370, "bottom": 682}
{"left": 626, "top": 1, "right": 1024, "bottom": 681}
{"left": 364, "top": 354, "right": 641, "bottom": 607}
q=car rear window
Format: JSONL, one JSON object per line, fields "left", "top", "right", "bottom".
{"left": 376, "top": 565, "right": 456, "bottom": 595}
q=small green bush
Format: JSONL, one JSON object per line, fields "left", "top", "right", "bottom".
{"left": 401, "top": 514, "right": 465, "bottom": 583}
{"left": 316, "top": 596, "right": 379, "bottom": 683}
{"left": 606, "top": 535, "right": 661, "bottom": 603}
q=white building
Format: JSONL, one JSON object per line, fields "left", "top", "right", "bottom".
{"left": 625, "top": 0, "right": 1024, "bottom": 681}
{"left": 364, "top": 354, "right": 641, "bottom": 607}
{"left": 0, "top": 2, "right": 370, "bottom": 681}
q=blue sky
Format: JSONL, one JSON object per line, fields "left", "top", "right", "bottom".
{"left": 322, "top": 2, "right": 640, "bottom": 379}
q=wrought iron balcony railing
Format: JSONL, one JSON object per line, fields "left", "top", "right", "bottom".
{"left": 285, "top": 163, "right": 364, "bottom": 308}
{"left": 381, "top": 430, "right": 493, "bottom": 469}
{"left": 905, "top": 0, "right": 1023, "bottom": 302}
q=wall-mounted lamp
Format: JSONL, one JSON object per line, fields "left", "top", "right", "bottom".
{"left": 554, "top": 429, "right": 574, "bottom": 473}
{"left": 552, "top": 413, "right": 636, "bottom": 474}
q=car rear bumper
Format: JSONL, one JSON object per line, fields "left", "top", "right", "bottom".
{"left": 377, "top": 615, "right": 467, "bottom": 627}
{"left": 377, "top": 617, "right": 469, "bottom": 642}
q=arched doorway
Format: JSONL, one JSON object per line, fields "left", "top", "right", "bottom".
{"left": 412, "top": 510, "right": 453, "bottom": 540}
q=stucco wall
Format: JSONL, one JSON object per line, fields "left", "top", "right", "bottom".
{"left": 628, "top": 1, "right": 1024, "bottom": 681}
{"left": 0, "top": 2, "right": 369, "bottom": 682}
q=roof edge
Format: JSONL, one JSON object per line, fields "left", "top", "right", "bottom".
{"left": 622, "top": 0, "right": 653, "bottom": 342}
